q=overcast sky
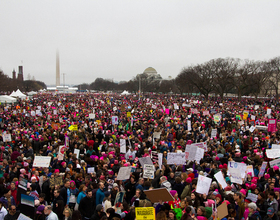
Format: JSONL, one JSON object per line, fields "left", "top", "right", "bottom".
{"left": 0, "top": 0, "right": 279, "bottom": 86}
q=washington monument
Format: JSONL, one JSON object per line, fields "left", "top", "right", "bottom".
{"left": 56, "top": 51, "right": 60, "bottom": 87}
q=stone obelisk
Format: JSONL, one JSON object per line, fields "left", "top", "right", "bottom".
{"left": 56, "top": 51, "right": 60, "bottom": 87}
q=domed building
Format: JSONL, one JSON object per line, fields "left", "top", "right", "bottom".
{"left": 143, "top": 67, "right": 157, "bottom": 77}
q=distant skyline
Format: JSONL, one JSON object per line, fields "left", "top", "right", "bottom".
{"left": 0, "top": 0, "right": 280, "bottom": 85}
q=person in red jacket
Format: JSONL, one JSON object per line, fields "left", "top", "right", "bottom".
{"left": 9, "top": 182, "right": 17, "bottom": 205}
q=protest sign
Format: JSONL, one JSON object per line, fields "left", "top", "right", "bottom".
{"left": 214, "top": 171, "right": 227, "bottom": 189}
{"left": 246, "top": 165, "right": 254, "bottom": 177}
{"left": 269, "top": 158, "right": 280, "bottom": 168}
{"left": 153, "top": 132, "right": 161, "bottom": 140}
{"left": 139, "top": 157, "right": 153, "bottom": 168}
{"left": 112, "top": 116, "right": 118, "bottom": 125}
{"left": 266, "top": 149, "right": 280, "bottom": 158}
{"left": 2, "top": 133, "right": 11, "bottom": 142}
{"left": 185, "top": 145, "right": 197, "bottom": 161}
{"left": 151, "top": 151, "right": 158, "bottom": 164}
{"left": 21, "top": 194, "right": 35, "bottom": 219}
{"left": 214, "top": 114, "right": 221, "bottom": 124}
{"left": 120, "top": 139, "right": 126, "bottom": 153}
{"left": 158, "top": 153, "right": 163, "bottom": 169}
{"left": 144, "top": 188, "right": 174, "bottom": 203}
{"left": 135, "top": 207, "right": 155, "bottom": 220}
{"left": 272, "top": 144, "right": 280, "bottom": 149}
{"left": 185, "top": 145, "right": 204, "bottom": 163}
{"left": 259, "top": 162, "right": 267, "bottom": 177}
{"left": 143, "top": 164, "right": 155, "bottom": 179}
{"left": 268, "top": 119, "right": 277, "bottom": 133}
{"left": 72, "top": 148, "right": 79, "bottom": 158}
{"left": 211, "top": 129, "right": 217, "bottom": 138}
{"left": 167, "top": 153, "right": 186, "bottom": 165}
{"left": 18, "top": 213, "right": 32, "bottom": 220}
{"left": 174, "top": 103, "right": 179, "bottom": 110}
{"left": 247, "top": 193, "right": 258, "bottom": 202}
{"left": 228, "top": 161, "right": 247, "bottom": 178}
{"left": 229, "top": 168, "right": 242, "bottom": 184}
{"left": 193, "top": 142, "right": 207, "bottom": 151}
{"left": 187, "top": 120, "right": 191, "bottom": 131}
{"left": 217, "top": 202, "right": 228, "bottom": 220}
{"left": 58, "top": 145, "right": 65, "bottom": 161}
{"left": 196, "top": 175, "right": 212, "bottom": 195}
{"left": 249, "top": 126, "right": 255, "bottom": 133}
{"left": 267, "top": 108, "right": 271, "bottom": 115}
{"left": 33, "top": 156, "right": 51, "bottom": 167}
{"left": 117, "top": 166, "right": 131, "bottom": 180}
{"left": 87, "top": 167, "right": 95, "bottom": 173}
{"left": 203, "top": 110, "right": 210, "bottom": 116}
{"left": 114, "top": 191, "right": 125, "bottom": 205}
{"left": 89, "top": 113, "right": 95, "bottom": 119}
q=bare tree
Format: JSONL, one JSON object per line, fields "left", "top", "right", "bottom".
{"left": 210, "top": 58, "right": 237, "bottom": 100}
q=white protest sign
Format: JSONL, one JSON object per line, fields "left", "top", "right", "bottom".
{"left": 117, "top": 166, "right": 131, "bottom": 180}
{"left": 31, "top": 111, "right": 35, "bottom": 116}
{"left": 18, "top": 213, "right": 32, "bottom": 220}
{"left": 139, "top": 157, "right": 153, "bottom": 168}
{"left": 120, "top": 139, "right": 126, "bottom": 153}
{"left": 255, "top": 105, "right": 259, "bottom": 110}
{"left": 167, "top": 153, "right": 186, "bottom": 165}
{"left": 247, "top": 193, "right": 258, "bottom": 202}
{"left": 229, "top": 168, "right": 242, "bottom": 184}
{"left": 143, "top": 164, "right": 155, "bottom": 179}
{"left": 2, "top": 133, "right": 11, "bottom": 142}
{"left": 246, "top": 165, "right": 254, "bottom": 177}
{"left": 267, "top": 108, "right": 271, "bottom": 115}
{"left": 269, "top": 158, "right": 280, "bottom": 168}
{"left": 33, "top": 156, "right": 51, "bottom": 168}
{"left": 214, "top": 171, "right": 227, "bottom": 189}
{"left": 174, "top": 103, "right": 179, "bottom": 110}
{"left": 58, "top": 145, "right": 65, "bottom": 161}
{"left": 194, "top": 148, "right": 204, "bottom": 163}
{"left": 251, "top": 115, "right": 256, "bottom": 120}
{"left": 89, "top": 114, "right": 95, "bottom": 119}
{"left": 266, "top": 149, "right": 280, "bottom": 158}
{"left": 272, "top": 144, "right": 280, "bottom": 150}
{"left": 211, "top": 129, "right": 217, "bottom": 138}
{"left": 87, "top": 167, "right": 95, "bottom": 173}
{"left": 74, "top": 149, "right": 80, "bottom": 158}
{"left": 53, "top": 110, "right": 57, "bottom": 115}
{"left": 153, "top": 132, "right": 161, "bottom": 140}
{"left": 112, "top": 116, "right": 118, "bottom": 125}
{"left": 185, "top": 145, "right": 197, "bottom": 161}
{"left": 196, "top": 175, "right": 212, "bottom": 195}
{"left": 158, "top": 153, "right": 163, "bottom": 169}
{"left": 249, "top": 126, "right": 255, "bottom": 133}
{"left": 228, "top": 161, "right": 247, "bottom": 178}
{"left": 187, "top": 120, "right": 191, "bottom": 131}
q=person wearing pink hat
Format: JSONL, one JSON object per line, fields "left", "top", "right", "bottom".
{"left": 168, "top": 190, "right": 180, "bottom": 209}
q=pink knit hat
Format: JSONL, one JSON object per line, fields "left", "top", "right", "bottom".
{"left": 170, "top": 190, "right": 177, "bottom": 197}
{"left": 240, "top": 189, "right": 247, "bottom": 196}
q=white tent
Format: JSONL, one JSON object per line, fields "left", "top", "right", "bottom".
{"left": 121, "top": 90, "right": 131, "bottom": 95}
{"left": 27, "top": 91, "right": 37, "bottom": 96}
{"left": 0, "top": 95, "right": 17, "bottom": 104}
{"left": 9, "top": 91, "right": 16, "bottom": 97}
{"left": 10, "top": 89, "right": 26, "bottom": 98}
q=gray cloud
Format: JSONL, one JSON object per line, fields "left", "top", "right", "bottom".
{"left": 0, "top": 0, "right": 279, "bottom": 85}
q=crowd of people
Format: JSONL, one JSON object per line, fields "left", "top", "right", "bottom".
{"left": 0, "top": 92, "right": 279, "bottom": 220}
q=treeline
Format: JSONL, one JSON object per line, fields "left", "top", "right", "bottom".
{"left": 0, "top": 70, "right": 47, "bottom": 93}
{"left": 78, "top": 57, "right": 280, "bottom": 100}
